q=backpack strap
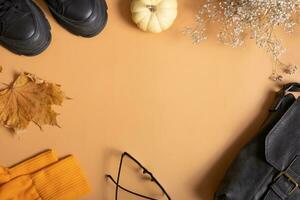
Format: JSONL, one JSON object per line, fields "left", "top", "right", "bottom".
{"left": 264, "top": 156, "right": 300, "bottom": 200}
{"left": 270, "top": 83, "right": 300, "bottom": 111}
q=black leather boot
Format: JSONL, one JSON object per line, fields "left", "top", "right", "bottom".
{"left": 45, "top": 0, "right": 108, "bottom": 37}
{"left": 0, "top": 0, "right": 51, "bottom": 56}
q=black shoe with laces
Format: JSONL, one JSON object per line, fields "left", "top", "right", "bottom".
{"left": 0, "top": 0, "right": 51, "bottom": 56}
{"left": 44, "top": 0, "right": 108, "bottom": 37}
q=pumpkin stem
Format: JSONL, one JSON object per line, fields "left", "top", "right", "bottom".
{"left": 146, "top": 5, "right": 156, "bottom": 12}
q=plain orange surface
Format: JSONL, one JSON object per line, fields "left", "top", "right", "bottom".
{"left": 1, "top": 0, "right": 300, "bottom": 199}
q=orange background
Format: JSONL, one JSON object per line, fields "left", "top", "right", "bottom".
{"left": 1, "top": 0, "right": 300, "bottom": 199}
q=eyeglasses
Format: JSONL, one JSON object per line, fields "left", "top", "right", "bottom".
{"left": 106, "top": 152, "right": 171, "bottom": 200}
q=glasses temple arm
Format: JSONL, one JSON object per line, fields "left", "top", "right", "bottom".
{"left": 122, "top": 152, "right": 172, "bottom": 200}
{"left": 106, "top": 174, "right": 158, "bottom": 200}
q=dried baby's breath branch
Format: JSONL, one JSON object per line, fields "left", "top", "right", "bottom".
{"left": 185, "top": 0, "right": 300, "bottom": 81}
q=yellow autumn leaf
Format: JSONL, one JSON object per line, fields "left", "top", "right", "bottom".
{"left": 0, "top": 72, "right": 67, "bottom": 132}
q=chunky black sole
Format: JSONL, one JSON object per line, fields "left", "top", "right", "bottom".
{"left": 47, "top": 0, "right": 108, "bottom": 37}
{"left": 0, "top": 0, "right": 51, "bottom": 56}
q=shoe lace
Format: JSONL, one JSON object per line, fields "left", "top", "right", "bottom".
{"left": 0, "top": 0, "right": 13, "bottom": 17}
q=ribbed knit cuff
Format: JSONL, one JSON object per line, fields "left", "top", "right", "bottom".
{"left": 32, "top": 156, "right": 91, "bottom": 200}
{"left": 0, "top": 150, "right": 58, "bottom": 184}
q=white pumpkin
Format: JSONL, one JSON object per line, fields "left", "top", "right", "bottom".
{"left": 131, "top": 0, "right": 178, "bottom": 33}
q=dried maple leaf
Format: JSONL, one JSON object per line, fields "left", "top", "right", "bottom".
{"left": 0, "top": 72, "right": 68, "bottom": 132}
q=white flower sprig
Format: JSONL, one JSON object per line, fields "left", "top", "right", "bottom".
{"left": 185, "top": 0, "right": 300, "bottom": 81}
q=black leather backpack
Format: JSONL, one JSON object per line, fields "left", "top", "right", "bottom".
{"left": 215, "top": 83, "right": 300, "bottom": 200}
